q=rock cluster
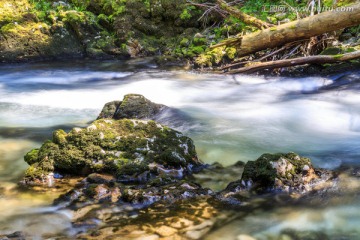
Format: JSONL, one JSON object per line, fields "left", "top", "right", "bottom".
{"left": 19, "top": 94, "right": 345, "bottom": 239}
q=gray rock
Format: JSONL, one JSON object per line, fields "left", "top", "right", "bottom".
{"left": 97, "top": 94, "right": 166, "bottom": 120}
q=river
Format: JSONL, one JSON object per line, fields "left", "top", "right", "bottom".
{"left": 0, "top": 59, "right": 360, "bottom": 239}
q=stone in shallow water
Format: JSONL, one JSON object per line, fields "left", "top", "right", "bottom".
{"left": 170, "top": 218, "right": 194, "bottom": 229}
{"left": 227, "top": 152, "right": 334, "bottom": 194}
{"left": 97, "top": 94, "right": 166, "bottom": 120}
{"left": 215, "top": 153, "right": 337, "bottom": 206}
{"left": 22, "top": 118, "right": 202, "bottom": 185}
{"left": 154, "top": 225, "right": 178, "bottom": 237}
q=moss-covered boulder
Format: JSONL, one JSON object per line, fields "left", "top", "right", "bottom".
{"left": 97, "top": 94, "right": 166, "bottom": 120}
{"left": 225, "top": 152, "right": 333, "bottom": 194}
{"left": 23, "top": 118, "right": 202, "bottom": 185}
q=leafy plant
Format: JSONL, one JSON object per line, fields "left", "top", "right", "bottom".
{"left": 180, "top": 5, "right": 196, "bottom": 20}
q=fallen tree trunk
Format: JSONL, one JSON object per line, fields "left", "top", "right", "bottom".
{"left": 211, "top": 2, "right": 360, "bottom": 57}
{"left": 226, "top": 50, "right": 360, "bottom": 74}
{"left": 217, "top": 0, "right": 273, "bottom": 29}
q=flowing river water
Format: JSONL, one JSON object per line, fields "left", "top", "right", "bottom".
{"left": 0, "top": 59, "right": 360, "bottom": 239}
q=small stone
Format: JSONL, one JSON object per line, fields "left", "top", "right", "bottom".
{"left": 170, "top": 218, "right": 194, "bottom": 229}
{"left": 155, "top": 226, "right": 178, "bottom": 237}
{"left": 86, "top": 173, "right": 115, "bottom": 184}
{"left": 73, "top": 204, "right": 100, "bottom": 221}
{"left": 128, "top": 230, "right": 146, "bottom": 237}
{"left": 303, "top": 165, "right": 310, "bottom": 171}
{"left": 111, "top": 187, "right": 121, "bottom": 203}
{"left": 194, "top": 33, "right": 204, "bottom": 38}
{"left": 201, "top": 207, "right": 213, "bottom": 219}
{"left": 87, "top": 124, "right": 97, "bottom": 131}
{"left": 184, "top": 220, "right": 213, "bottom": 232}
{"left": 94, "top": 184, "right": 110, "bottom": 200}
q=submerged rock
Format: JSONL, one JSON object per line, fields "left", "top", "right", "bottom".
{"left": 122, "top": 181, "right": 211, "bottom": 206}
{"left": 55, "top": 174, "right": 210, "bottom": 210}
{"left": 97, "top": 94, "right": 166, "bottom": 120}
{"left": 54, "top": 173, "right": 122, "bottom": 207}
{"left": 192, "top": 161, "right": 245, "bottom": 192}
{"left": 0, "top": 231, "right": 26, "bottom": 240}
{"left": 22, "top": 118, "right": 202, "bottom": 185}
{"left": 75, "top": 198, "right": 223, "bottom": 240}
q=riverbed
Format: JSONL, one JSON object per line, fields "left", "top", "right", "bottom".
{"left": 0, "top": 59, "right": 360, "bottom": 239}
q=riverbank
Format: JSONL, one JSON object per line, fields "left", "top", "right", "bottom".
{"left": 1, "top": 0, "right": 359, "bottom": 75}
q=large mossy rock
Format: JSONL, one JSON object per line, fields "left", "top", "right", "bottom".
{"left": 23, "top": 118, "right": 202, "bottom": 185}
{"left": 97, "top": 94, "right": 166, "bottom": 120}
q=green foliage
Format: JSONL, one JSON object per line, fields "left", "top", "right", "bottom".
{"left": 180, "top": 5, "right": 197, "bottom": 20}
{"left": 69, "top": 0, "right": 90, "bottom": 10}
{"left": 193, "top": 37, "right": 206, "bottom": 46}
{"left": 225, "top": 47, "right": 236, "bottom": 59}
{"left": 29, "top": 0, "right": 52, "bottom": 12}
{"left": 195, "top": 46, "right": 237, "bottom": 67}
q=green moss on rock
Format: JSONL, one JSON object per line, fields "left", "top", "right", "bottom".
{"left": 240, "top": 152, "right": 316, "bottom": 193}
{"left": 98, "top": 94, "right": 166, "bottom": 120}
{"left": 193, "top": 37, "right": 206, "bottom": 46}
{"left": 23, "top": 118, "right": 202, "bottom": 184}
{"left": 180, "top": 38, "right": 190, "bottom": 47}
{"left": 53, "top": 129, "right": 68, "bottom": 146}
{"left": 24, "top": 149, "right": 40, "bottom": 165}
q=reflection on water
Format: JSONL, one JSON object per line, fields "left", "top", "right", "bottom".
{"left": 0, "top": 60, "right": 359, "bottom": 238}
{"left": 0, "top": 181, "right": 73, "bottom": 238}
{"left": 0, "top": 138, "right": 38, "bottom": 182}
{"left": 205, "top": 203, "right": 360, "bottom": 240}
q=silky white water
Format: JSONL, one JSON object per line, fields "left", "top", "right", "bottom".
{"left": 0, "top": 60, "right": 359, "bottom": 238}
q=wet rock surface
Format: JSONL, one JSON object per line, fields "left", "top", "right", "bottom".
{"left": 19, "top": 150, "right": 360, "bottom": 239}
{"left": 97, "top": 94, "right": 167, "bottom": 120}
{"left": 227, "top": 152, "right": 335, "bottom": 194}
{"left": 97, "top": 93, "right": 199, "bottom": 136}
{"left": 215, "top": 153, "right": 337, "bottom": 206}
{"left": 22, "top": 117, "right": 202, "bottom": 185}
{"left": 191, "top": 161, "right": 245, "bottom": 192}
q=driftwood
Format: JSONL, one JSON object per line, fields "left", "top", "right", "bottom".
{"left": 211, "top": 2, "right": 360, "bottom": 58}
{"left": 217, "top": 0, "right": 273, "bottom": 29}
{"left": 226, "top": 50, "right": 360, "bottom": 74}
